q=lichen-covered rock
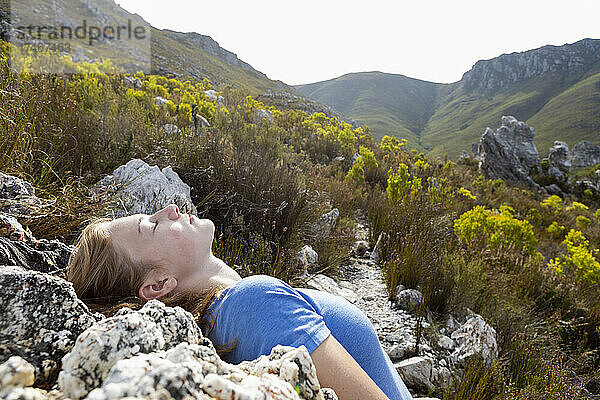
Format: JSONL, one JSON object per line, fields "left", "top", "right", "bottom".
{"left": 94, "top": 159, "right": 197, "bottom": 218}
{"left": 0, "top": 213, "right": 34, "bottom": 242}
{"left": 297, "top": 245, "right": 318, "bottom": 269}
{"left": 570, "top": 141, "right": 600, "bottom": 168}
{"left": 0, "top": 266, "right": 101, "bottom": 386}
{"left": 547, "top": 141, "right": 571, "bottom": 178}
{"left": 395, "top": 289, "right": 423, "bottom": 313}
{"left": 0, "top": 356, "right": 63, "bottom": 400}
{"left": 477, "top": 116, "right": 542, "bottom": 189}
{"left": 237, "top": 344, "right": 326, "bottom": 400}
{"left": 58, "top": 300, "right": 209, "bottom": 400}
{"left": 0, "top": 172, "right": 43, "bottom": 216}
{"left": 0, "top": 235, "right": 73, "bottom": 275}
{"left": 450, "top": 315, "right": 498, "bottom": 366}
{"left": 60, "top": 300, "right": 336, "bottom": 400}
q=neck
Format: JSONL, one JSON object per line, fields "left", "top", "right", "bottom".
{"left": 180, "top": 253, "right": 242, "bottom": 295}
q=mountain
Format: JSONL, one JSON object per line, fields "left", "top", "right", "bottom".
{"left": 0, "top": 0, "right": 339, "bottom": 116}
{"left": 296, "top": 39, "right": 600, "bottom": 159}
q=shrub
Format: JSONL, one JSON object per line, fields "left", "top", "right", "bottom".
{"left": 566, "top": 202, "right": 589, "bottom": 212}
{"left": 576, "top": 215, "right": 591, "bottom": 230}
{"left": 546, "top": 222, "right": 566, "bottom": 240}
{"left": 386, "top": 163, "right": 421, "bottom": 205}
{"left": 454, "top": 206, "right": 537, "bottom": 256}
{"left": 541, "top": 195, "right": 564, "bottom": 213}
{"left": 548, "top": 229, "right": 600, "bottom": 284}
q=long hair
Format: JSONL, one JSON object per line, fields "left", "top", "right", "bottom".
{"left": 66, "top": 217, "right": 238, "bottom": 358}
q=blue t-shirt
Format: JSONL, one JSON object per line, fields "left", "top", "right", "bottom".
{"left": 201, "top": 274, "right": 413, "bottom": 400}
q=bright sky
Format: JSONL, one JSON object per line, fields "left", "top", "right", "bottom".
{"left": 116, "top": 0, "right": 600, "bottom": 86}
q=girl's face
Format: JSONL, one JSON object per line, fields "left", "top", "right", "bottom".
{"left": 104, "top": 204, "right": 215, "bottom": 279}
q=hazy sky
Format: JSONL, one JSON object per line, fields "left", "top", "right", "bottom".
{"left": 116, "top": 0, "right": 599, "bottom": 86}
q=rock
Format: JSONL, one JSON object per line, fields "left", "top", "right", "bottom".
{"left": 477, "top": 116, "right": 542, "bottom": 189}
{"left": 305, "top": 274, "right": 358, "bottom": 304}
{"left": 472, "top": 142, "right": 483, "bottom": 161}
{"left": 332, "top": 156, "right": 345, "bottom": 162}
{"left": 60, "top": 300, "right": 335, "bottom": 400}
{"left": 0, "top": 266, "right": 101, "bottom": 386}
{"left": 458, "top": 150, "right": 470, "bottom": 161}
{"left": 548, "top": 141, "right": 571, "bottom": 178}
{"left": 450, "top": 315, "right": 498, "bottom": 366}
{"left": 0, "top": 356, "right": 35, "bottom": 388}
{"left": 191, "top": 109, "right": 211, "bottom": 136}
{"left": 255, "top": 109, "right": 274, "bottom": 124}
{"left": 544, "top": 184, "right": 565, "bottom": 197}
{"left": 0, "top": 213, "right": 33, "bottom": 242}
{"left": 437, "top": 335, "right": 454, "bottom": 351}
{"left": 154, "top": 96, "right": 169, "bottom": 106}
{"left": 570, "top": 141, "right": 600, "bottom": 168}
{"left": 0, "top": 235, "right": 73, "bottom": 275}
{"left": 353, "top": 240, "right": 369, "bottom": 257}
{"left": 444, "top": 314, "right": 460, "bottom": 335}
{"left": 387, "top": 341, "right": 413, "bottom": 360}
{"left": 0, "top": 173, "right": 35, "bottom": 199}
{"left": 59, "top": 300, "right": 206, "bottom": 399}
{"left": 370, "top": 232, "right": 388, "bottom": 264}
{"left": 395, "top": 289, "right": 423, "bottom": 313}
{"left": 395, "top": 356, "right": 434, "bottom": 392}
{"left": 162, "top": 123, "right": 180, "bottom": 135}
{"left": 310, "top": 209, "right": 339, "bottom": 241}
{"left": 94, "top": 159, "right": 197, "bottom": 218}
{"left": 203, "top": 89, "right": 218, "bottom": 101}
{"left": 124, "top": 76, "right": 142, "bottom": 89}
{"left": 352, "top": 153, "right": 360, "bottom": 163}
{"left": 297, "top": 245, "right": 318, "bottom": 268}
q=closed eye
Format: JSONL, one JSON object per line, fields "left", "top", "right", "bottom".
{"left": 152, "top": 220, "right": 159, "bottom": 233}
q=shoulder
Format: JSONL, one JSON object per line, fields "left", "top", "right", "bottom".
{"left": 225, "top": 274, "right": 293, "bottom": 297}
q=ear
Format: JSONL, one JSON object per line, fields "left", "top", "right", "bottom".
{"left": 139, "top": 273, "right": 178, "bottom": 300}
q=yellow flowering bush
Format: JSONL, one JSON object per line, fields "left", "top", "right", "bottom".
{"left": 346, "top": 146, "right": 379, "bottom": 185}
{"left": 541, "top": 195, "right": 563, "bottom": 213}
{"left": 458, "top": 187, "right": 477, "bottom": 201}
{"left": 566, "top": 202, "right": 589, "bottom": 212}
{"left": 576, "top": 215, "right": 591, "bottom": 230}
{"left": 386, "top": 163, "right": 422, "bottom": 204}
{"left": 454, "top": 205, "right": 537, "bottom": 255}
{"left": 548, "top": 229, "right": 600, "bottom": 284}
{"left": 546, "top": 221, "right": 565, "bottom": 239}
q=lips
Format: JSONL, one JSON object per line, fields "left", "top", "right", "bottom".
{"left": 189, "top": 214, "right": 194, "bottom": 224}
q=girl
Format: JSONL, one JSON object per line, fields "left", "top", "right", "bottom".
{"left": 67, "top": 204, "right": 413, "bottom": 400}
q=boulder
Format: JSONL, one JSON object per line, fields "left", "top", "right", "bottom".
{"left": 305, "top": 274, "right": 358, "bottom": 304}
{"left": 0, "top": 172, "right": 42, "bottom": 216}
{"left": 450, "top": 315, "right": 498, "bottom": 366}
{"left": 94, "top": 159, "right": 197, "bottom": 218}
{"left": 297, "top": 245, "right": 318, "bottom": 268}
{"left": 255, "top": 109, "right": 274, "bottom": 124}
{"left": 547, "top": 141, "right": 571, "bottom": 178}
{"left": 395, "top": 289, "right": 423, "bottom": 313}
{"left": 570, "top": 141, "right": 600, "bottom": 168}
{"left": 59, "top": 300, "right": 335, "bottom": 400}
{"left": 0, "top": 266, "right": 101, "bottom": 386}
{"left": 395, "top": 356, "right": 434, "bottom": 392}
{"left": 477, "top": 116, "right": 542, "bottom": 188}
{"left": 544, "top": 184, "right": 565, "bottom": 197}
{"left": 310, "top": 208, "right": 339, "bottom": 240}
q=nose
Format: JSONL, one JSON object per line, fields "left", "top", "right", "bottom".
{"left": 151, "top": 204, "right": 180, "bottom": 221}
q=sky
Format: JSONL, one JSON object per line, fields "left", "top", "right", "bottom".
{"left": 116, "top": 0, "right": 600, "bottom": 86}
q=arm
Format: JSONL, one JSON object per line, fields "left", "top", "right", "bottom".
{"left": 310, "top": 333, "right": 390, "bottom": 400}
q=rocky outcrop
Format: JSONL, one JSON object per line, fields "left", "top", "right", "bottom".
{"left": 547, "top": 141, "right": 572, "bottom": 178}
{"left": 571, "top": 141, "right": 600, "bottom": 168}
{"left": 0, "top": 266, "right": 102, "bottom": 387}
{"left": 94, "top": 159, "right": 197, "bottom": 218}
{"left": 462, "top": 38, "right": 600, "bottom": 92}
{"left": 59, "top": 299, "right": 335, "bottom": 400}
{"left": 476, "top": 116, "right": 542, "bottom": 189}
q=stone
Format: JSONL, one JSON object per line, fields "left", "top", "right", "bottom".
{"left": 472, "top": 142, "right": 483, "bottom": 161}
{"left": 332, "top": 156, "right": 345, "bottom": 162}
{"left": 0, "top": 235, "right": 73, "bottom": 275}
{"left": 310, "top": 209, "right": 339, "bottom": 240}
{"left": 0, "top": 173, "right": 35, "bottom": 199}
{"left": 353, "top": 240, "right": 369, "bottom": 257}
{"left": 437, "top": 335, "right": 454, "bottom": 351}
{"left": 59, "top": 300, "right": 206, "bottom": 400}
{"left": 0, "top": 213, "right": 33, "bottom": 242}
{"left": 0, "top": 172, "right": 43, "bottom": 216}
{"left": 203, "top": 89, "right": 218, "bottom": 102}
{"left": 162, "top": 123, "right": 180, "bottom": 135}
{"left": 94, "top": 158, "right": 197, "bottom": 218}
{"left": 0, "top": 266, "right": 101, "bottom": 386}
{"left": 395, "top": 356, "right": 434, "bottom": 392}
{"left": 548, "top": 141, "right": 571, "bottom": 178}
{"left": 255, "top": 109, "right": 274, "bottom": 124}
{"left": 297, "top": 245, "right": 318, "bottom": 267}
{"left": 370, "top": 232, "right": 388, "bottom": 264}
{"left": 154, "top": 96, "right": 169, "bottom": 106}
{"left": 477, "top": 116, "right": 542, "bottom": 189}
{"left": 352, "top": 153, "right": 360, "bottom": 163}
{"left": 59, "top": 300, "right": 335, "bottom": 400}
{"left": 450, "top": 315, "right": 498, "bottom": 366}
{"left": 0, "top": 356, "right": 35, "bottom": 388}
{"left": 570, "top": 141, "right": 600, "bottom": 168}
{"left": 124, "top": 76, "right": 142, "bottom": 89}
{"left": 305, "top": 274, "right": 358, "bottom": 304}
{"left": 395, "top": 289, "right": 423, "bottom": 313}
{"left": 387, "top": 341, "right": 413, "bottom": 360}
{"left": 545, "top": 184, "right": 565, "bottom": 197}
{"left": 458, "top": 150, "right": 470, "bottom": 161}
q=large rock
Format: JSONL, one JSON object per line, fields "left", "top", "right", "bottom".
{"left": 476, "top": 116, "right": 542, "bottom": 188}
{"left": 450, "top": 315, "right": 498, "bottom": 366}
{"left": 395, "top": 356, "right": 434, "bottom": 392}
{"left": 570, "top": 141, "right": 600, "bottom": 168}
{"left": 547, "top": 141, "right": 571, "bottom": 178}
{"left": 0, "top": 172, "right": 43, "bottom": 216}
{"left": 59, "top": 300, "right": 335, "bottom": 400}
{"left": 0, "top": 266, "right": 101, "bottom": 386}
{"left": 94, "top": 159, "right": 197, "bottom": 218}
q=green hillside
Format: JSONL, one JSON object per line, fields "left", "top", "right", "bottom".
{"left": 297, "top": 40, "right": 600, "bottom": 159}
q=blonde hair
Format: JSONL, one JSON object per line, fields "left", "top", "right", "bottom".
{"left": 66, "top": 218, "right": 238, "bottom": 358}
